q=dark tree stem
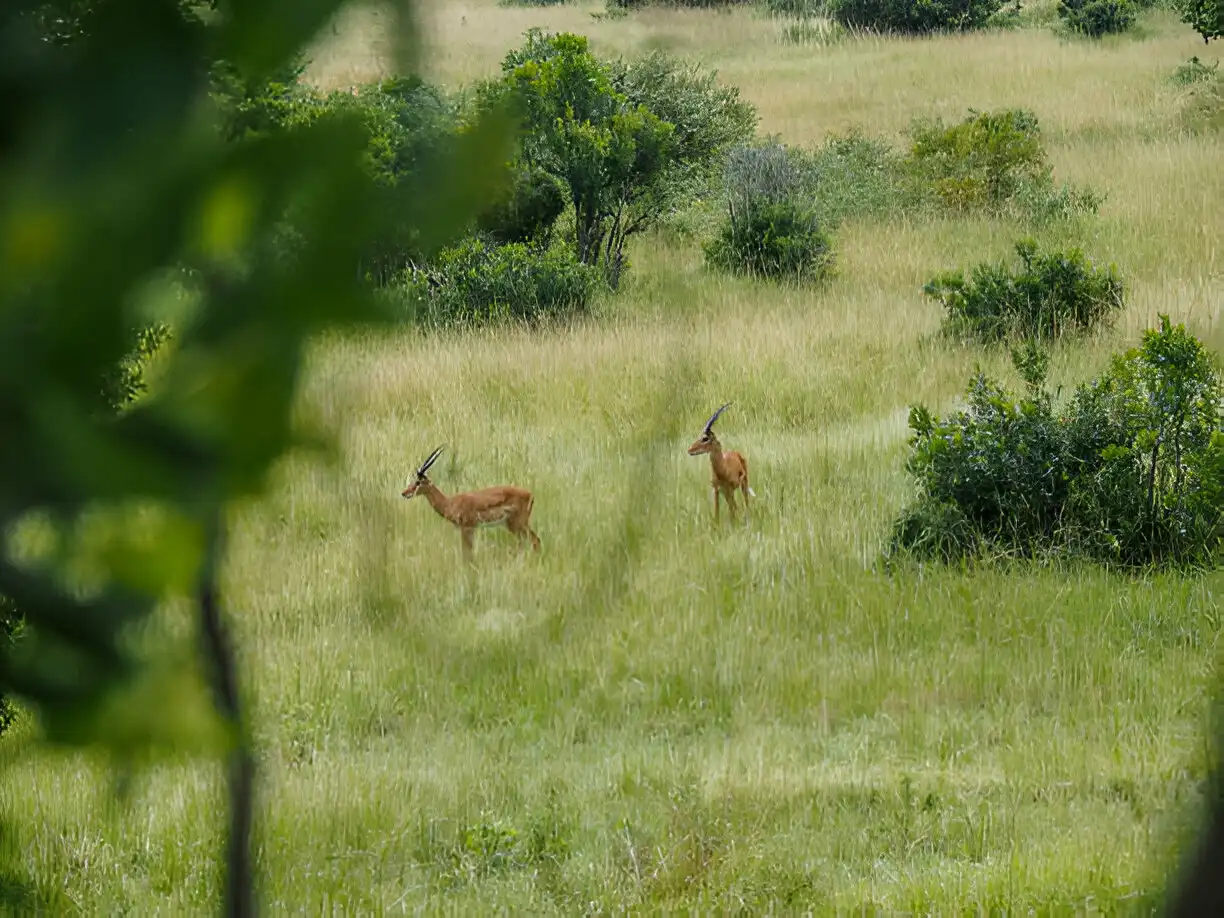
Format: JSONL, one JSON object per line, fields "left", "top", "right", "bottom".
{"left": 198, "top": 509, "right": 255, "bottom": 918}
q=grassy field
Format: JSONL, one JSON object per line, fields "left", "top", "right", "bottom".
{"left": 3, "top": 0, "right": 1223, "bottom": 913}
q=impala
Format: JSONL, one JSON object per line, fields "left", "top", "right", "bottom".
{"left": 687, "top": 402, "right": 754, "bottom": 522}
{"left": 400, "top": 446, "right": 540, "bottom": 561}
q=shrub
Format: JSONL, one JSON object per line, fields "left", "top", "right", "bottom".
{"left": 404, "top": 238, "right": 599, "bottom": 327}
{"left": 706, "top": 143, "right": 835, "bottom": 282}
{"left": 476, "top": 164, "right": 568, "bottom": 245}
{"left": 906, "top": 108, "right": 1099, "bottom": 220}
{"left": 793, "top": 131, "right": 925, "bottom": 224}
{"left": 1057, "top": 0, "right": 1136, "bottom": 36}
{"left": 908, "top": 108, "right": 1046, "bottom": 209}
{"left": 706, "top": 199, "right": 835, "bottom": 281}
{"left": 890, "top": 318, "right": 1224, "bottom": 568}
{"left": 828, "top": 0, "right": 1004, "bottom": 33}
{"left": 924, "top": 238, "right": 1125, "bottom": 343}
{"left": 1179, "top": 0, "right": 1224, "bottom": 42}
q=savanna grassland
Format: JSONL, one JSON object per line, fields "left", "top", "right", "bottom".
{"left": 2, "top": 0, "right": 1223, "bottom": 913}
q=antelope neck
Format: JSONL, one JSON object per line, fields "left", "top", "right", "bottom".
{"left": 419, "top": 482, "right": 453, "bottom": 519}
{"left": 706, "top": 439, "right": 730, "bottom": 474}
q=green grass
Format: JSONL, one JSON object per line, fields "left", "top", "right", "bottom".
{"left": 2, "top": 1, "right": 1224, "bottom": 913}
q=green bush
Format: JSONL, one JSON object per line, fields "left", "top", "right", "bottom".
{"left": 908, "top": 108, "right": 1045, "bottom": 209}
{"left": 0, "top": 594, "right": 19, "bottom": 736}
{"left": 1057, "top": 0, "right": 1136, "bottom": 36}
{"left": 828, "top": 0, "right": 1004, "bottom": 33}
{"left": 705, "top": 199, "right": 835, "bottom": 281}
{"left": 706, "top": 143, "right": 836, "bottom": 282}
{"left": 404, "top": 238, "right": 599, "bottom": 327}
{"left": 924, "top": 238, "right": 1125, "bottom": 343}
{"left": 794, "top": 131, "right": 925, "bottom": 224}
{"left": 906, "top": 108, "right": 1100, "bottom": 220}
{"left": 476, "top": 164, "right": 568, "bottom": 245}
{"left": 891, "top": 319, "right": 1224, "bottom": 568}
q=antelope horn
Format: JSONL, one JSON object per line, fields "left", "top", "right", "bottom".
{"left": 416, "top": 446, "right": 444, "bottom": 477}
{"left": 704, "top": 402, "right": 732, "bottom": 433}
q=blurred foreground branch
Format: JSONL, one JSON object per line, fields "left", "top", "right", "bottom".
{"left": 0, "top": 0, "right": 512, "bottom": 912}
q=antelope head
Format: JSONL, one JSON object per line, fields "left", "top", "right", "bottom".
{"left": 401, "top": 446, "right": 444, "bottom": 499}
{"left": 688, "top": 403, "right": 731, "bottom": 456}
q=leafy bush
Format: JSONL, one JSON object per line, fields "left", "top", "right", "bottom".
{"left": 891, "top": 319, "right": 1224, "bottom": 568}
{"left": 908, "top": 108, "right": 1045, "bottom": 209}
{"left": 794, "top": 131, "right": 925, "bottom": 224}
{"left": 1057, "top": 0, "right": 1136, "bottom": 36}
{"left": 476, "top": 164, "right": 568, "bottom": 245}
{"left": 1179, "top": 0, "right": 1224, "bottom": 42}
{"left": 404, "top": 238, "right": 599, "bottom": 327}
{"left": 924, "top": 238, "right": 1125, "bottom": 343}
{"left": 705, "top": 143, "right": 835, "bottom": 282}
{"left": 828, "top": 0, "right": 1004, "bottom": 33}
{"left": 705, "top": 199, "right": 835, "bottom": 281}
{"left": 906, "top": 108, "right": 1099, "bottom": 220}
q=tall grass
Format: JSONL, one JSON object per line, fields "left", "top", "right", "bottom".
{"left": 1, "top": 0, "right": 1222, "bottom": 912}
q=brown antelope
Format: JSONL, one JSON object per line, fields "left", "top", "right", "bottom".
{"left": 687, "top": 402, "right": 755, "bottom": 522}
{"left": 400, "top": 446, "right": 540, "bottom": 561}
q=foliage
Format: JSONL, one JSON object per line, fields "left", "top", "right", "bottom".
{"left": 495, "top": 30, "right": 755, "bottom": 289}
{"left": 828, "top": 0, "right": 1005, "bottom": 33}
{"left": 1057, "top": 0, "right": 1137, "bottom": 36}
{"left": 0, "top": 0, "right": 511, "bottom": 910}
{"left": 705, "top": 198, "right": 835, "bottom": 282}
{"left": 1179, "top": 0, "right": 1224, "bottom": 42}
{"left": 908, "top": 108, "right": 1046, "bottom": 209}
{"left": 476, "top": 163, "right": 568, "bottom": 245}
{"left": 924, "top": 238, "right": 1125, "bottom": 343}
{"left": 704, "top": 145, "right": 834, "bottom": 282}
{"left": 403, "top": 238, "right": 599, "bottom": 327}
{"left": 906, "top": 108, "right": 1100, "bottom": 220}
{"left": 794, "top": 131, "right": 925, "bottom": 224}
{"left": 891, "top": 318, "right": 1224, "bottom": 567}
{"left": 607, "top": 49, "right": 758, "bottom": 177}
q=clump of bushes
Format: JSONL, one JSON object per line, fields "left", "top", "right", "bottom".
{"left": 705, "top": 199, "right": 835, "bottom": 281}
{"left": 1057, "top": 0, "right": 1136, "bottom": 36}
{"left": 924, "top": 238, "right": 1125, "bottom": 343}
{"left": 828, "top": 0, "right": 1005, "bottom": 33}
{"left": 403, "top": 238, "right": 599, "bottom": 328}
{"left": 704, "top": 143, "right": 835, "bottom": 282}
{"left": 890, "top": 318, "right": 1224, "bottom": 568}
{"left": 907, "top": 108, "right": 1100, "bottom": 221}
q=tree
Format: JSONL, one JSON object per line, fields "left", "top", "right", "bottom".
{"left": 0, "top": 1, "right": 511, "bottom": 915}
{"left": 1180, "top": 0, "right": 1223, "bottom": 42}
{"left": 491, "top": 31, "right": 755, "bottom": 290}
